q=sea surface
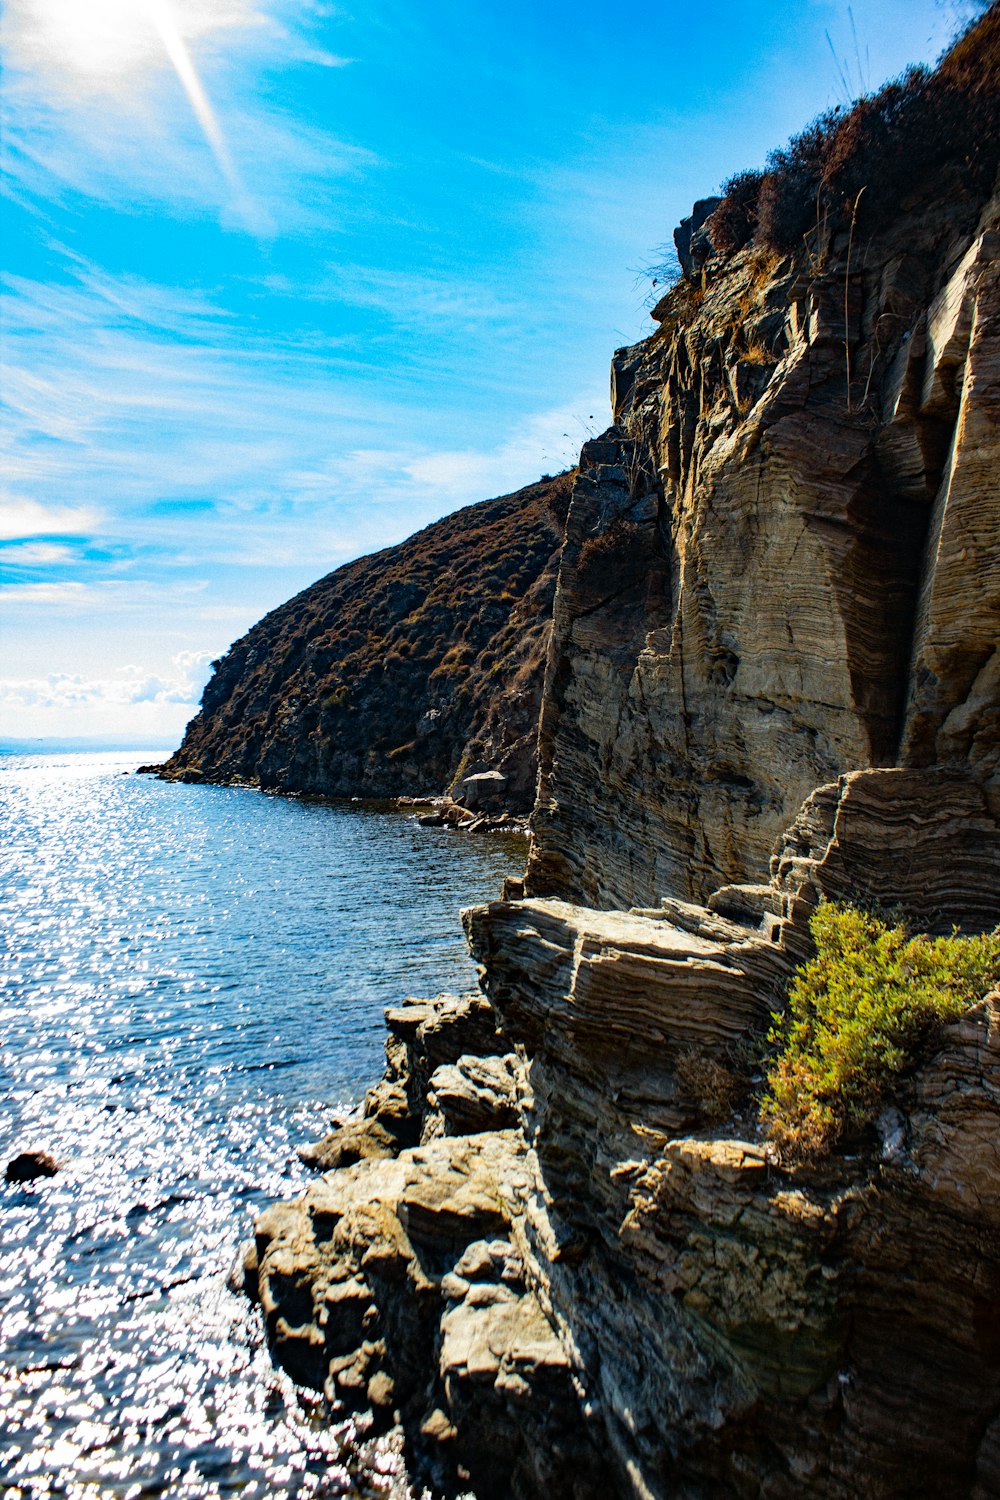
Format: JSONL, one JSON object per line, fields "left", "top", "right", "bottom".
{"left": 0, "top": 751, "right": 524, "bottom": 1499}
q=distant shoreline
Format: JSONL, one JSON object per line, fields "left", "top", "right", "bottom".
{"left": 0, "top": 740, "right": 176, "bottom": 756}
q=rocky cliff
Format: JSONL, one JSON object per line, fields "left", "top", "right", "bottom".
{"left": 246, "top": 13, "right": 1000, "bottom": 1499}
{"left": 527, "top": 167, "right": 999, "bottom": 910}
{"left": 161, "top": 473, "right": 571, "bottom": 811}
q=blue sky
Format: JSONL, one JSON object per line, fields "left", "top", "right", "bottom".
{"left": 0, "top": 0, "right": 979, "bottom": 743}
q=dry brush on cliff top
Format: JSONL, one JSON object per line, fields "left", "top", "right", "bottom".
{"left": 707, "top": 2, "right": 1000, "bottom": 260}
{"left": 161, "top": 472, "right": 572, "bottom": 808}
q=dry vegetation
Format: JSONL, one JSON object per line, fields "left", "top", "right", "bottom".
{"left": 165, "top": 472, "right": 573, "bottom": 805}
{"left": 708, "top": 3, "right": 1000, "bottom": 258}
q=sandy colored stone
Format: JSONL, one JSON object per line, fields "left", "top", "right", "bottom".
{"left": 525, "top": 194, "right": 1000, "bottom": 913}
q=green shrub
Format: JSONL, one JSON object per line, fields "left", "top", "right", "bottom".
{"left": 322, "top": 686, "right": 349, "bottom": 714}
{"left": 762, "top": 903, "right": 1000, "bottom": 1160}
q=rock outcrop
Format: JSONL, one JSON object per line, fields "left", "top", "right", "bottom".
{"left": 253, "top": 992, "right": 611, "bottom": 1500}
{"left": 526, "top": 176, "right": 999, "bottom": 909}
{"left": 159, "top": 473, "right": 571, "bottom": 811}
{"left": 248, "top": 15, "right": 1000, "bottom": 1498}
{"left": 462, "top": 771, "right": 1000, "bottom": 1499}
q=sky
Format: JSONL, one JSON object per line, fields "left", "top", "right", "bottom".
{"left": 0, "top": 0, "right": 981, "bottom": 745}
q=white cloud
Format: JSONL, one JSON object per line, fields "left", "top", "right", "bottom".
{"left": 0, "top": 651, "right": 213, "bottom": 709}
{"left": 0, "top": 497, "right": 100, "bottom": 540}
{"left": 0, "top": 577, "right": 216, "bottom": 612}
{"left": 0, "top": 580, "right": 93, "bottom": 605}
{"left": 327, "top": 394, "right": 607, "bottom": 508}
{"left": 0, "top": 540, "right": 74, "bottom": 564}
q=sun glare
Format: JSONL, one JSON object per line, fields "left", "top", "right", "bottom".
{"left": 6, "top": 0, "right": 259, "bottom": 228}
{"left": 11, "top": 0, "right": 164, "bottom": 85}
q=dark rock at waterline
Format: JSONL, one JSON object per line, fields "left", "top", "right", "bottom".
{"left": 6, "top": 1151, "right": 59, "bottom": 1184}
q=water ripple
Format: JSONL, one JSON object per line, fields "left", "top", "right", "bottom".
{"left": 0, "top": 750, "right": 520, "bottom": 1496}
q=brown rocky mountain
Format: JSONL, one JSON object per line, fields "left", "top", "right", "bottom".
{"left": 240, "top": 10, "right": 1000, "bottom": 1499}
{"left": 160, "top": 473, "right": 572, "bottom": 811}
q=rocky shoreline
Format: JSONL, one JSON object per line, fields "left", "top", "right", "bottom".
{"left": 243, "top": 990, "right": 602, "bottom": 1500}
{"left": 244, "top": 767, "right": 1000, "bottom": 1499}
{"left": 207, "top": 16, "right": 1000, "bottom": 1493}
{"left": 135, "top": 769, "right": 533, "bottom": 838}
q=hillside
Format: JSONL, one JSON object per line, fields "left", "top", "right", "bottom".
{"left": 161, "top": 472, "right": 572, "bottom": 810}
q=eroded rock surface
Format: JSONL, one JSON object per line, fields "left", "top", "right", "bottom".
{"left": 525, "top": 186, "right": 1000, "bottom": 909}
{"left": 255, "top": 994, "right": 609, "bottom": 1500}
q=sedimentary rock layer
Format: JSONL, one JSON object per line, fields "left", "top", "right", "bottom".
{"left": 253, "top": 797, "right": 1000, "bottom": 1499}
{"left": 526, "top": 185, "right": 1000, "bottom": 908}
{"left": 251, "top": 993, "right": 611, "bottom": 1500}
{"left": 461, "top": 761, "right": 1000, "bottom": 1498}
{"left": 250, "top": 18, "right": 1000, "bottom": 1497}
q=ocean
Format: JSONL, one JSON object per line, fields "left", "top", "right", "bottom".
{"left": 0, "top": 750, "right": 522, "bottom": 1498}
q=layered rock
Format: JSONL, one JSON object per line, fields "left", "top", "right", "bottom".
{"left": 525, "top": 183, "right": 1000, "bottom": 908}
{"left": 252, "top": 776, "right": 1000, "bottom": 1497}
{"left": 461, "top": 765, "right": 1000, "bottom": 1499}
{"left": 248, "top": 22, "right": 1000, "bottom": 1498}
{"left": 252, "top": 992, "right": 610, "bottom": 1500}
{"left": 160, "top": 473, "right": 571, "bottom": 810}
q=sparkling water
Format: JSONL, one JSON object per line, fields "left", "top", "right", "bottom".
{"left": 0, "top": 751, "right": 521, "bottom": 1498}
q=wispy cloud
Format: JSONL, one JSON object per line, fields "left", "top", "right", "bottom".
{"left": 0, "top": 541, "right": 74, "bottom": 565}
{"left": 2, "top": 257, "right": 605, "bottom": 584}
{"left": 0, "top": 581, "right": 94, "bottom": 606}
{"left": 0, "top": 497, "right": 102, "bottom": 541}
{"left": 1, "top": 0, "right": 366, "bottom": 234}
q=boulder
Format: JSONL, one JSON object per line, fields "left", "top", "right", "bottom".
{"left": 453, "top": 771, "right": 508, "bottom": 813}
{"left": 5, "top": 1150, "right": 59, "bottom": 1183}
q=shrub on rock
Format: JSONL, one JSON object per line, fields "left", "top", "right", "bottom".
{"left": 762, "top": 903, "right": 1000, "bottom": 1160}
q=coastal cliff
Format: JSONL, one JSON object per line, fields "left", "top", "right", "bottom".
{"left": 246, "top": 13, "right": 1000, "bottom": 1499}
{"left": 161, "top": 473, "right": 571, "bottom": 811}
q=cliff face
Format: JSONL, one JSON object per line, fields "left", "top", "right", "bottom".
{"left": 162, "top": 473, "right": 571, "bottom": 810}
{"left": 247, "top": 19, "right": 1000, "bottom": 1500}
{"left": 526, "top": 182, "right": 999, "bottom": 909}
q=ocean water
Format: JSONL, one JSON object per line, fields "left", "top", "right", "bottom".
{"left": 0, "top": 751, "right": 523, "bottom": 1499}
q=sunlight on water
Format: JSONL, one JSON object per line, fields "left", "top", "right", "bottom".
{"left": 0, "top": 751, "right": 522, "bottom": 1496}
